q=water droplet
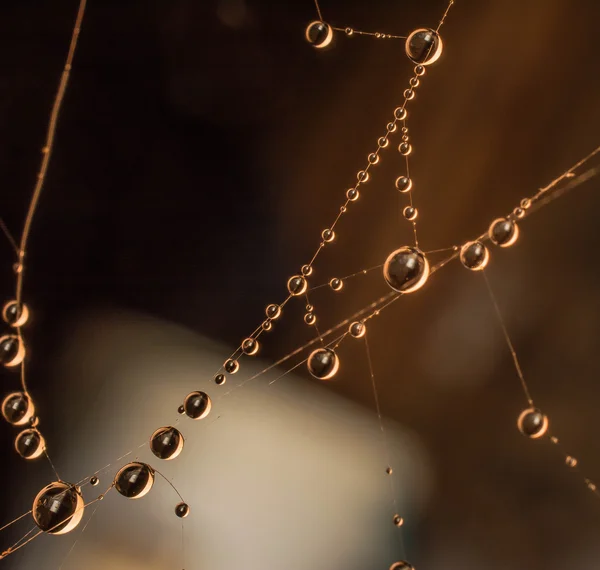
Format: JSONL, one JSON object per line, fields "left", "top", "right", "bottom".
{"left": 224, "top": 359, "right": 239, "bottom": 374}
{"left": 307, "top": 348, "right": 339, "bottom": 380}
{"left": 114, "top": 462, "right": 155, "bottom": 499}
{"left": 346, "top": 188, "right": 359, "bottom": 201}
{"left": 287, "top": 275, "right": 308, "bottom": 296}
{"left": 405, "top": 28, "right": 443, "bottom": 65}
{"left": 517, "top": 408, "right": 548, "bottom": 439}
{"left": 242, "top": 338, "right": 260, "bottom": 356}
{"left": 321, "top": 229, "right": 335, "bottom": 243}
{"left": 383, "top": 247, "right": 429, "bottom": 293}
{"left": 305, "top": 21, "right": 333, "bottom": 49}
{"left": 488, "top": 218, "right": 519, "bottom": 248}
{"left": 398, "top": 142, "right": 412, "bottom": 156}
{"left": 349, "top": 322, "right": 366, "bottom": 338}
{"left": 459, "top": 241, "right": 490, "bottom": 271}
{"left": 403, "top": 206, "right": 418, "bottom": 221}
{"left": 395, "top": 176, "right": 412, "bottom": 193}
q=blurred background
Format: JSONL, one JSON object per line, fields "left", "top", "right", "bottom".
{"left": 1, "top": 0, "right": 600, "bottom": 568}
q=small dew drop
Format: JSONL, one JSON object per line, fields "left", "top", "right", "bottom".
{"left": 357, "top": 170, "right": 369, "bottom": 183}
{"left": 346, "top": 188, "right": 359, "bottom": 201}
{"left": 304, "top": 313, "right": 316, "bottom": 325}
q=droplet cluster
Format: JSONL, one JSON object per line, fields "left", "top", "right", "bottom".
{"left": 6, "top": 2, "right": 600, "bottom": 568}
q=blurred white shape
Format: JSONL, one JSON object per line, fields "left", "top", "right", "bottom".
{"left": 9, "top": 309, "right": 433, "bottom": 570}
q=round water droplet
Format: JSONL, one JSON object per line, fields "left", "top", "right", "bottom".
{"left": 404, "top": 89, "right": 415, "bottom": 100}
{"left": 346, "top": 188, "right": 359, "bottom": 201}
{"left": 414, "top": 65, "right": 426, "bottom": 76}
{"left": 175, "top": 502, "right": 190, "bottom": 518}
{"left": 90, "top": 476, "right": 99, "bottom": 486}
{"left": 305, "top": 21, "right": 333, "bottom": 48}
{"left": 262, "top": 320, "right": 273, "bottom": 331}
{"left": 150, "top": 426, "right": 184, "bottom": 460}
{"left": 368, "top": 152, "right": 379, "bottom": 164}
{"left": 183, "top": 391, "right": 212, "bottom": 420}
{"left": 215, "top": 373, "right": 226, "bottom": 385}
{"left": 15, "top": 428, "right": 45, "bottom": 459}
{"left": 2, "top": 301, "right": 29, "bottom": 327}
{"left": 266, "top": 304, "right": 282, "bottom": 319}
{"left": 398, "top": 142, "right": 412, "bottom": 156}
{"left": 307, "top": 348, "right": 339, "bottom": 380}
{"left": 114, "top": 462, "right": 154, "bottom": 499}
{"left": 459, "top": 241, "right": 489, "bottom": 271}
{"left": 405, "top": 28, "right": 443, "bottom": 65}
{"left": 403, "top": 206, "right": 418, "bottom": 221}
{"left": 345, "top": 27, "right": 354, "bottom": 36}
{"left": 357, "top": 170, "right": 369, "bottom": 183}
{"left": 177, "top": 405, "right": 185, "bottom": 415}
{"left": 0, "top": 335, "right": 25, "bottom": 367}
{"left": 242, "top": 338, "right": 260, "bottom": 356}
{"left": 329, "top": 278, "right": 344, "bottom": 292}
{"left": 394, "top": 107, "right": 407, "bottom": 121}
{"left": 378, "top": 136, "right": 389, "bottom": 148}
{"left": 387, "top": 122, "right": 397, "bottom": 133}
{"left": 386, "top": 466, "right": 393, "bottom": 475}
{"left": 2, "top": 391, "right": 34, "bottom": 426}
{"left": 513, "top": 207, "right": 525, "bottom": 219}
{"left": 393, "top": 514, "right": 404, "bottom": 527}
{"left": 517, "top": 408, "right": 548, "bottom": 439}
{"left": 33, "top": 482, "right": 84, "bottom": 535}
{"left": 349, "top": 321, "right": 366, "bottom": 338}
{"left": 409, "top": 77, "right": 420, "bottom": 88}
{"left": 224, "top": 359, "right": 239, "bottom": 374}
{"left": 301, "top": 264, "right": 313, "bottom": 276}
{"left": 287, "top": 275, "right": 308, "bottom": 296}
{"left": 383, "top": 247, "right": 429, "bottom": 293}
{"left": 304, "top": 313, "right": 316, "bottom": 325}
{"left": 395, "top": 176, "right": 412, "bottom": 193}
{"left": 321, "top": 229, "right": 335, "bottom": 243}
{"left": 488, "top": 218, "right": 519, "bottom": 248}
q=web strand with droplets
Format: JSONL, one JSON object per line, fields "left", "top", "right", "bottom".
{"left": 4, "top": 146, "right": 597, "bottom": 555}
{"left": 15, "top": 0, "right": 87, "bottom": 305}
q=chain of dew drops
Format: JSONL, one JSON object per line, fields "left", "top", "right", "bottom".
{"left": 2, "top": 0, "right": 600, "bottom": 568}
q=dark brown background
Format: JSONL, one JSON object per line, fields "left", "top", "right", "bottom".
{"left": 1, "top": 0, "right": 600, "bottom": 568}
